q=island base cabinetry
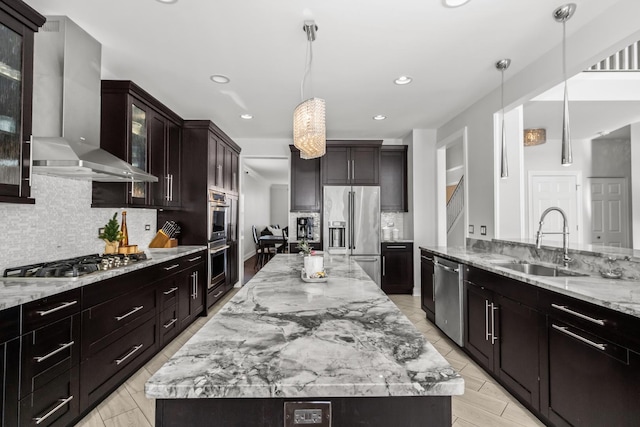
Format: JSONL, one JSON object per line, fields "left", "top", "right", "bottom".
{"left": 155, "top": 396, "right": 451, "bottom": 427}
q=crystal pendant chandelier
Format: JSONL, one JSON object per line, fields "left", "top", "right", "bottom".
{"left": 293, "top": 21, "right": 326, "bottom": 159}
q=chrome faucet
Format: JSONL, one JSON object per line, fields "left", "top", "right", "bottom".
{"left": 535, "top": 207, "right": 572, "bottom": 268}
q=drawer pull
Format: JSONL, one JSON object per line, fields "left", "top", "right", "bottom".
{"left": 34, "top": 341, "right": 75, "bottom": 363}
{"left": 163, "top": 318, "right": 177, "bottom": 329}
{"left": 33, "top": 395, "right": 74, "bottom": 425}
{"left": 164, "top": 264, "right": 180, "bottom": 271}
{"left": 551, "top": 304, "right": 605, "bottom": 326}
{"left": 36, "top": 300, "right": 77, "bottom": 317}
{"left": 115, "top": 344, "right": 144, "bottom": 365}
{"left": 386, "top": 245, "right": 407, "bottom": 249}
{"left": 552, "top": 324, "right": 606, "bottom": 351}
{"left": 115, "top": 305, "right": 144, "bottom": 321}
{"left": 163, "top": 287, "right": 178, "bottom": 295}
{"left": 188, "top": 256, "right": 202, "bottom": 262}
{"left": 212, "top": 290, "right": 224, "bottom": 298}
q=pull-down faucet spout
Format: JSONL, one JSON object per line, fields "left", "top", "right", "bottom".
{"left": 535, "top": 207, "right": 572, "bottom": 268}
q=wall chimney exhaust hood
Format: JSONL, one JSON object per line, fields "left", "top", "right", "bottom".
{"left": 30, "top": 16, "right": 157, "bottom": 183}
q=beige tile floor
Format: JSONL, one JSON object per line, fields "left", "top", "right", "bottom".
{"left": 75, "top": 292, "right": 545, "bottom": 427}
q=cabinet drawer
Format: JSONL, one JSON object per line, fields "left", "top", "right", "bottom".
{"left": 465, "top": 265, "right": 538, "bottom": 308}
{"left": 207, "top": 282, "right": 227, "bottom": 307}
{"left": 19, "top": 365, "right": 79, "bottom": 427}
{"left": 21, "top": 314, "right": 80, "bottom": 398}
{"left": 82, "top": 285, "right": 156, "bottom": 352}
{"left": 159, "top": 280, "right": 179, "bottom": 308}
{"left": 82, "top": 317, "right": 157, "bottom": 402}
{"left": 23, "top": 289, "right": 81, "bottom": 333}
{"left": 381, "top": 242, "right": 412, "bottom": 252}
{"left": 540, "top": 289, "right": 640, "bottom": 352}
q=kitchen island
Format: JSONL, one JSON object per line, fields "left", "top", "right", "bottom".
{"left": 145, "top": 254, "right": 463, "bottom": 426}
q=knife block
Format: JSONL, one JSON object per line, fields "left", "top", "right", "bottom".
{"left": 148, "top": 230, "right": 170, "bottom": 248}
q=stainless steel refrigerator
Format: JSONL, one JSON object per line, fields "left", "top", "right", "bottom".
{"left": 323, "top": 186, "right": 381, "bottom": 286}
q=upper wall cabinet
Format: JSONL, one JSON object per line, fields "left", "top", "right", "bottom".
{"left": 0, "top": 1, "right": 45, "bottom": 204}
{"left": 380, "top": 146, "right": 408, "bottom": 212}
{"left": 290, "top": 145, "right": 321, "bottom": 212}
{"left": 92, "top": 80, "right": 183, "bottom": 208}
{"left": 322, "top": 140, "right": 381, "bottom": 186}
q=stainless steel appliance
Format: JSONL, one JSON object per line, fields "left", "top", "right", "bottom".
{"left": 209, "top": 190, "right": 228, "bottom": 242}
{"left": 434, "top": 256, "right": 465, "bottom": 346}
{"left": 3, "top": 253, "right": 148, "bottom": 280}
{"left": 323, "top": 186, "right": 381, "bottom": 286}
{"left": 296, "top": 217, "right": 314, "bottom": 240}
{"left": 208, "top": 239, "right": 229, "bottom": 290}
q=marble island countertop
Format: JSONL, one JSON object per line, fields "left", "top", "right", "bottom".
{"left": 420, "top": 245, "right": 640, "bottom": 319}
{"left": 145, "top": 254, "right": 464, "bottom": 399}
{"left": 0, "top": 246, "right": 206, "bottom": 311}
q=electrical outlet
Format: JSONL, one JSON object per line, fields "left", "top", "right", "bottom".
{"left": 98, "top": 227, "right": 105, "bottom": 236}
{"left": 468, "top": 225, "right": 474, "bottom": 234}
{"left": 145, "top": 224, "right": 151, "bottom": 231}
{"left": 480, "top": 225, "right": 487, "bottom": 235}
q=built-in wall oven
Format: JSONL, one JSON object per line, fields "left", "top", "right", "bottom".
{"left": 208, "top": 240, "right": 228, "bottom": 290}
{"left": 209, "top": 190, "right": 228, "bottom": 242}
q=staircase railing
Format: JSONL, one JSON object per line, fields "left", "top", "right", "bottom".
{"left": 587, "top": 40, "right": 640, "bottom": 71}
{"left": 447, "top": 176, "right": 464, "bottom": 232}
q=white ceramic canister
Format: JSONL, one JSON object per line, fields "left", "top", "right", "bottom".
{"left": 392, "top": 228, "right": 399, "bottom": 241}
{"left": 304, "top": 255, "right": 324, "bottom": 277}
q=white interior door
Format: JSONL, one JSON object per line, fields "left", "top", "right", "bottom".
{"left": 529, "top": 174, "right": 580, "bottom": 245}
{"left": 589, "top": 177, "right": 629, "bottom": 248}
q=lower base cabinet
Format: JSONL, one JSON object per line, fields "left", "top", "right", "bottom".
{"left": 381, "top": 242, "right": 414, "bottom": 294}
{"left": 19, "top": 366, "right": 79, "bottom": 427}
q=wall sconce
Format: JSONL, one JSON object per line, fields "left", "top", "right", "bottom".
{"left": 524, "top": 128, "right": 546, "bottom": 146}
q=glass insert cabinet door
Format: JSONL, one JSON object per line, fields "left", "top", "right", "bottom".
{"left": 130, "top": 103, "right": 147, "bottom": 201}
{"left": 0, "top": 22, "right": 23, "bottom": 190}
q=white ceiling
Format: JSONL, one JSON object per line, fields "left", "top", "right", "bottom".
{"left": 23, "top": 0, "right": 627, "bottom": 142}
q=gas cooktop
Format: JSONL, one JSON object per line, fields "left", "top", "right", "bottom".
{"left": 3, "top": 253, "right": 149, "bottom": 280}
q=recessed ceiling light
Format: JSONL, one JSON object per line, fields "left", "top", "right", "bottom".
{"left": 443, "top": 0, "right": 471, "bottom": 7}
{"left": 240, "top": 114, "right": 253, "bottom": 120}
{"left": 156, "top": 0, "right": 178, "bottom": 4}
{"left": 210, "top": 74, "right": 230, "bottom": 84}
{"left": 373, "top": 115, "right": 386, "bottom": 121}
{"left": 394, "top": 76, "right": 412, "bottom": 85}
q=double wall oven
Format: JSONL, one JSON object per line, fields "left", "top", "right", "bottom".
{"left": 208, "top": 190, "right": 229, "bottom": 292}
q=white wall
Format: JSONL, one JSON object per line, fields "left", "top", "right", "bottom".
{"left": 270, "top": 184, "right": 289, "bottom": 228}
{"left": 436, "top": 0, "right": 640, "bottom": 241}
{"left": 242, "top": 170, "right": 272, "bottom": 260}
{"left": 0, "top": 175, "right": 157, "bottom": 274}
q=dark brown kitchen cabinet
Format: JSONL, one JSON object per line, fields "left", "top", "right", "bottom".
{"left": 92, "top": 80, "right": 183, "bottom": 208}
{"left": 290, "top": 145, "right": 321, "bottom": 212}
{"left": 464, "top": 266, "right": 541, "bottom": 412}
{"left": 19, "top": 289, "right": 82, "bottom": 427}
{"left": 1, "top": 306, "right": 20, "bottom": 427}
{"left": 0, "top": 0, "right": 45, "bottom": 204}
{"left": 381, "top": 242, "right": 413, "bottom": 294}
{"left": 420, "top": 249, "right": 435, "bottom": 322}
{"left": 178, "top": 259, "right": 206, "bottom": 329}
{"left": 322, "top": 141, "right": 382, "bottom": 186}
{"left": 380, "top": 146, "right": 408, "bottom": 212}
{"left": 539, "top": 291, "right": 640, "bottom": 427}
{"left": 226, "top": 194, "right": 239, "bottom": 289}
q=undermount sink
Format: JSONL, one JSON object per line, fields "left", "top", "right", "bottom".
{"left": 493, "top": 262, "right": 588, "bottom": 277}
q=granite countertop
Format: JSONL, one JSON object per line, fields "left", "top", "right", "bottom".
{"left": 145, "top": 254, "right": 464, "bottom": 399}
{"left": 382, "top": 239, "right": 414, "bottom": 243}
{"left": 420, "top": 245, "right": 640, "bottom": 319}
{"left": 0, "top": 246, "right": 206, "bottom": 311}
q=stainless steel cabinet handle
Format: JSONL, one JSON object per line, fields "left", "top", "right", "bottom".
{"left": 347, "top": 160, "right": 350, "bottom": 181}
{"left": 382, "top": 256, "right": 386, "bottom": 276}
{"left": 386, "top": 245, "right": 407, "bottom": 249}
{"left": 163, "top": 287, "right": 178, "bottom": 295}
{"left": 164, "top": 264, "right": 180, "bottom": 271}
{"left": 188, "top": 256, "right": 202, "bottom": 262}
{"left": 209, "top": 245, "right": 229, "bottom": 254}
{"left": 169, "top": 174, "right": 174, "bottom": 201}
{"left": 33, "top": 396, "right": 74, "bottom": 425}
{"left": 165, "top": 175, "right": 171, "bottom": 201}
{"left": 36, "top": 300, "right": 78, "bottom": 317}
{"left": 551, "top": 304, "right": 605, "bottom": 326}
{"left": 115, "top": 344, "right": 144, "bottom": 365}
{"left": 213, "top": 290, "right": 224, "bottom": 298}
{"left": 434, "top": 261, "right": 459, "bottom": 273}
{"left": 26, "top": 136, "right": 33, "bottom": 185}
{"left": 432, "top": 274, "right": 435, "bottom": 301}
{"left": 115, "top": 305, "right": 144, "bottom": 321}
{"left": 163, "top": 318, "right": 177, "bottom": 329}
{"left": 552, "top": 324, "right": 606, "bottom": 351}
{"left": 34, "top": 341, "right": 75, "bottom": 363}
{"left": 485, "top": 300, "right": 491, "bottom": 341}
{"left": 491, "top": 304, "right": 499, "bottom": 344}
{"left": 351, "top": 160, "right": 355, "bottom": 180}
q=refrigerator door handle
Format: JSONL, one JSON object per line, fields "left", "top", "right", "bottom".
{"left": 351, "top": 191, "right": 356, "bottom": 251}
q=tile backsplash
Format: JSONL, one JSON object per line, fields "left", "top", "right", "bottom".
{"left": 0, "top": 175, "right": 156, "bottom": 274}
{"left": 381, "top": 212, "right": 405, "bottom": 240}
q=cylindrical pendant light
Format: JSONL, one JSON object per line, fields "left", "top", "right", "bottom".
{"left": 496, "top": 58, "right": 511, "bottom": 179}
{"left": 554, "top": 3, "right": 576, "bottom": 166}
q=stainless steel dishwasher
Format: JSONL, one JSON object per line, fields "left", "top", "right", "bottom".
{"left": 434, "top": 256, "right": 464, "bottom": 346}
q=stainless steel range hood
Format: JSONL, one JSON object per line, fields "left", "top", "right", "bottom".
{"left": 30, "top": 16, "right": 157, "bottom": 182}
